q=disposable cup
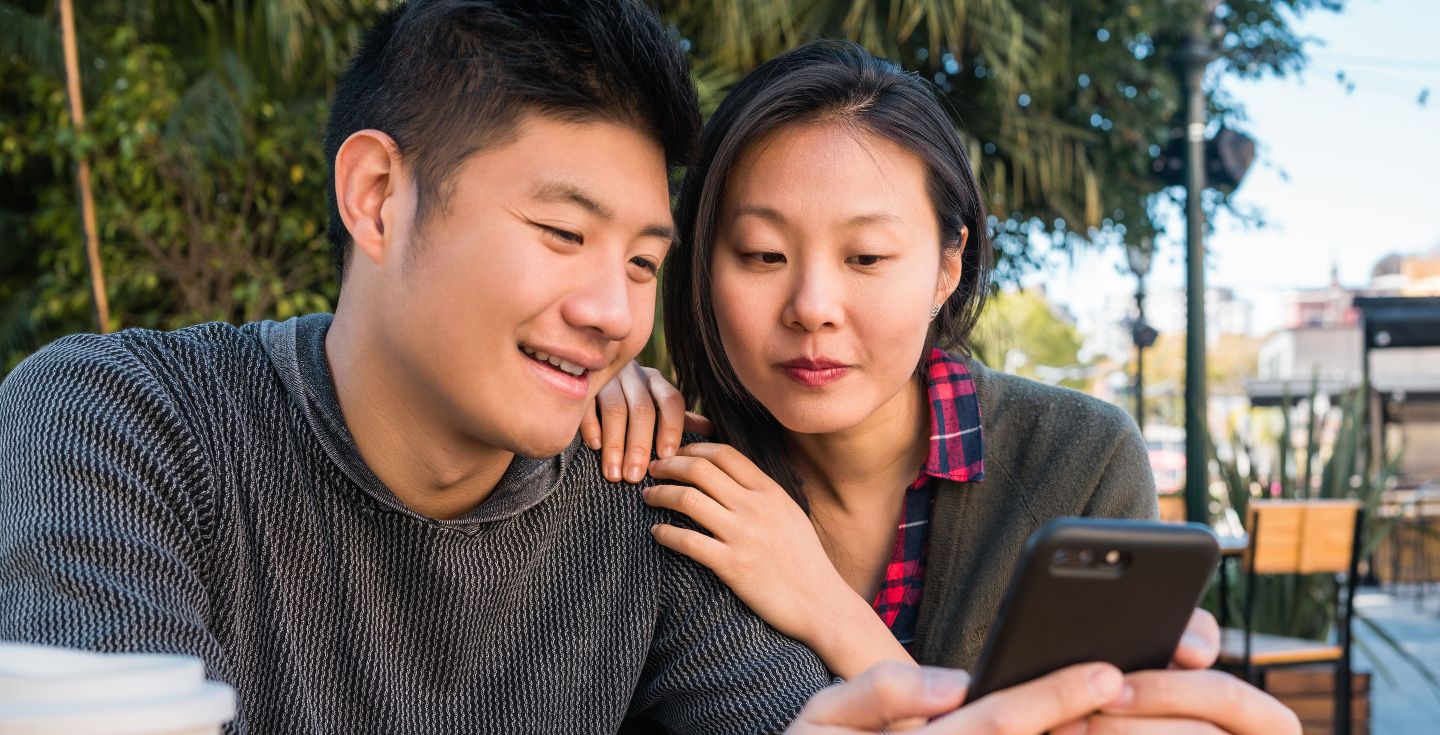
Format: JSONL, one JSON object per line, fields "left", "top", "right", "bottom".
{"left": 0, "top": 642, "right": 235, "bottom": 735}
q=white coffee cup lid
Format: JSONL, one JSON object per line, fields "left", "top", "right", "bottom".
{"left": 0, "top": 642, "right": 236, "bottom": 734}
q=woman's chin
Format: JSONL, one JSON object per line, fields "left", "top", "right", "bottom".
{"left": 769, "top": 404, "right": 870, "bottom": 436}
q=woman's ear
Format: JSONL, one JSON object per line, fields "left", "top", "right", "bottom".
{"left": 935, "top": 225, "right": 969, "bottom": 306}
{"left": 334, "top": 129, "right": 410, "bottom": 269}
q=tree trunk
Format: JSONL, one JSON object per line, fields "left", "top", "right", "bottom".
{"left": 58, "top": 0, "right": 110, "bottom": 333}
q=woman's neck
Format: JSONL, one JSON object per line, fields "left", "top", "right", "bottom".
{"left": 784, "top": 374, "right": 931, "bottom": 515}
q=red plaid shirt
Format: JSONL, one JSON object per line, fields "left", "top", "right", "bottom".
{"left": 870, "top": 349, "right": 984, "bottom": 649}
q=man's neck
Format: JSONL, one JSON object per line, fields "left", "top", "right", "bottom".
{"left": 784, "top": 374, "right": 931, "bottom": 516}
{"left": 325, "top": 306, "right": 514, "bottom": 520}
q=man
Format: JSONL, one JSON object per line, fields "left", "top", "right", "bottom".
{"left": 0, "top": 1, "right": 827, "bottom": 731}
{"left": 0, "top": 1, "right": 1297, "bottom": 734}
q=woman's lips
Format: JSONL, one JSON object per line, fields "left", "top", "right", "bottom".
{"left": 778, "top": 359, "right": 850, "bottom": 387}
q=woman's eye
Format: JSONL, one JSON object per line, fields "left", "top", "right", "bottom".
{"left": 540, "top": 225, "right": 584, "bottom": 245}
{"left": 849, "top": 254, "right": 887, "bottom": 266}
{"left": 747, "top": 252, "right": 785, "bottom": 265}
{"left": 630, "top": 256, "right": 660, "bottom": 276}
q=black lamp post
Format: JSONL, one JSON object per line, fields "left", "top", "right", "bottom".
{"left": 1177, "top": 7, "right": 1216, "bottom": 526}
{"left": 1148, "top": 2, "right": 1254, "bottom": 524}
{"left": 1127, "top": 239, "right": 1157, "bottom": 433}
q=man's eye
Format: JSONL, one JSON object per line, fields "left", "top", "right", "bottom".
{"left": 540, "top": 225, "right": 584, "bottom": 245}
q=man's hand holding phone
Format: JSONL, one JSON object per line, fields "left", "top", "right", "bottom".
{"left": 775, "top": 552, "right": 1263, "bottom": 733}
{"left": 786, "top": 611, "right": 1299, "bottom": 735}
{"left": 785, "top": 661, "right": 1126, "bottom": 735}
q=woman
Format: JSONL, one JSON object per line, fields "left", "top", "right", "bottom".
{"left": 624, "top": 36, "right": 1159, "bottom": 672}
{"left": 589, "top": 40, "right": 1295, "bottom": 734}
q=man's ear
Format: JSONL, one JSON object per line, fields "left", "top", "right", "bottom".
{"left": 335, "top": 129, "right": 409, "bottom": 268}
{"left": 936, "top": 225, "right": 969, "bottom": 305}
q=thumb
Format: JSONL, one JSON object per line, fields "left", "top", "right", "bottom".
{"left": 800, "top": 664, "right": 969, "bottom": 730}
{"left": 682, "top": 410, "right": 715, "bottom": 438}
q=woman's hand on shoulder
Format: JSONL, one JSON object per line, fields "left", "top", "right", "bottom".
{"left": 644, "top": 443, "right": 850, "bottom": 646}
{"left": 580, "top": 360, "right": 712, "bottom": 483}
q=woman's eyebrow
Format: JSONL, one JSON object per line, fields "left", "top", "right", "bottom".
{"left": 731, "top": 206, "right": 898, "bottom": 227}
{"left": 845, "top": 212, "right": 900, "bottom": 226}
{"left": 732, "top": 204, "right": 786, "bottom": 224}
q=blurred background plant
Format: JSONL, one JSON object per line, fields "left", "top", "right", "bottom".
{"left": 1, "top": 0, "right": 1341, "bottom": 375}
{"left": 1204, "top": 384, "right": 1440, "bottom": 695}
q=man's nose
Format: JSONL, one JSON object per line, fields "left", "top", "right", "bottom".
{"left": 561, "top": 259, "right": 634, "bottom": 341}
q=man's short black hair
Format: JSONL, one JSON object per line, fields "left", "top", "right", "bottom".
{"left": 323, "top": 0, "right": 700, "bottom": 282}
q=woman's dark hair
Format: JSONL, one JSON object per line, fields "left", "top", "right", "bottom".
{"left": 663, "top": 40, "right": 993, "bottom": 508}
{"left": 324, "top": 0, "right": 699, "bottom": 283}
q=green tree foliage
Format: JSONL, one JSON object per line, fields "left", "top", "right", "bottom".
{"left": 2, "top": 1, "right": 1341, "bottom": 374}
{"left": 663, "top": 0, "right": 1342, "bottom": 280}
{"left": 972, "top": 288, "right": 1086, "bottom": 388}
{"left": 1, "top": 0, "right": 383, "bottom": 371}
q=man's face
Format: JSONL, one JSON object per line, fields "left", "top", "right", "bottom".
{"left": 371, "top": 116, "right": 673, "bottom": 459}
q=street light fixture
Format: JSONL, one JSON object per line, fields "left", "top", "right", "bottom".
{"left": 1127, "top": 238, "right": 1157, "bottom": 433}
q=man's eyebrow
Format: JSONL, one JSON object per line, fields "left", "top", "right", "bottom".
{"left": 532, "top": 181, "right": 615, "bottom": 220}
{"left": 532, "top": 180, "right": 674, "bottom": 243}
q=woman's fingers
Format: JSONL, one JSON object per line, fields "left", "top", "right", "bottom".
{"left": 617, "top": 363, "right": 659, "bottom": 483}
{"left": 1169, "top": 608, "right": 1220, "bottom": 670}
{"left": 591, "top": 362, "right": 694, "bottom": 482}
{"left": 669, "top": 442, "right": 776, "bottom": 491}
{"left": 682, "top": 410, "right": 715, "bottom": 438}
{"left": 1100, "top": 669, "right": 1301, "bottom": 735}
{"left": 595, "top": 371, "right": 633, "bottom": 482}
{"left": 642, "top": 484, "right": 735, "bottom": 537}
{"left": 579, "top": 396, "right": 603, "bottom": 451}
{"left": 643, "top": 367, "right": 687, "bottom": 460}
{"left": 649, "top": 523, "right": 728, "bottom": 571}
{"left": 647, "top": 455, "right": 746, "bottom": 508}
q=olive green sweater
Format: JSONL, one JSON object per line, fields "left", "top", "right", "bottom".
{"left": 911, "top": 359, "right": 1159, "bottom": 670}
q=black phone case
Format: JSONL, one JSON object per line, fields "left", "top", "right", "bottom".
{"left": 965, "top": 517, "right": 1220, "bottom": 702}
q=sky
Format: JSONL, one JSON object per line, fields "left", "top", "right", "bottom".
{"left": 1029, "top": 0, "right": 1440, "bottom": 343}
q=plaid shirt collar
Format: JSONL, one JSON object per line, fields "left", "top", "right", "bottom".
{"left": 918, "top": 348, "right": 985, "bottom": 484}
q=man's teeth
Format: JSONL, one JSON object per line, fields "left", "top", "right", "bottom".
{"left": 521, "top": 347, "right": 587, "bottom": 377}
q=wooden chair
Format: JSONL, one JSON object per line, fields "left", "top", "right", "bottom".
{"left": 1217, "top": 499, "right": 1365, "bottom": 735}
{"left": 1156, "top": 493, "right": 1187, "bottom": 523}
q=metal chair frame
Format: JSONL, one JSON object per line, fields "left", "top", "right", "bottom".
{"left": 1239, "top": 505, "right": 1365, "bottom": 735}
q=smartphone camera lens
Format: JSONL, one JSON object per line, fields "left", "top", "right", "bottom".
{"left": 1052, "top": 550, "right": 1070, "bottom": 566}
{"left": 1077, "top": 549, "right": 1094, "bottom": 566}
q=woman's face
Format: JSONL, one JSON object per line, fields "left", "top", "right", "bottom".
{"left": 711, "top": 122, "right": 964, "bottom": 435}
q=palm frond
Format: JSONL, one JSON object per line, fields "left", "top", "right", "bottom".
{"left": 0, "top": 2, "right": 61, "bottom": 74}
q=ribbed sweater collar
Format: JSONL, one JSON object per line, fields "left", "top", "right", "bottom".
{"left": 258, "top": 312, "right": 577, "bottom": 529}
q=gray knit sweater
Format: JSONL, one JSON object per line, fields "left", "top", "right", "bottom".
{"left": 0, "top": 314, "right": 831, "bottom": 734}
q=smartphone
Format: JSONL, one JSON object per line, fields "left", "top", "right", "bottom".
{"left": 964, "top": 517, "right": 1220, "bottom": 702}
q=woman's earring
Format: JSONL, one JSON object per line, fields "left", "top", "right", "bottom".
{"left": 929, "top": 304, "right": 942, "bottom": 320}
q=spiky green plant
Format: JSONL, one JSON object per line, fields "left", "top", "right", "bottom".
{"left": 1207, "top": 385, "right": 1440, "bottom": 697}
